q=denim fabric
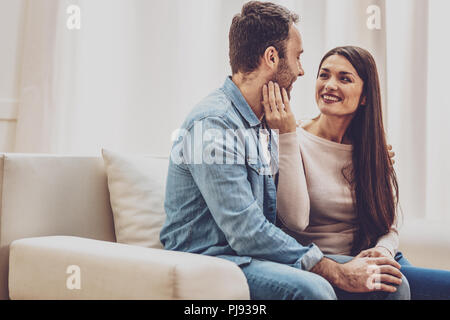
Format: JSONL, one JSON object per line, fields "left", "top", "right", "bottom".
{"left": 241, "top": 258, "right": 337, "bottom": 300}
{"left": 395, "top": 252, "right": 450, "bottom": 300}
{"left": 240, "top": 255, "right": 411, "bottom": 300}
{"left": 160, "top": 77, "right": 323, "bottom": 270}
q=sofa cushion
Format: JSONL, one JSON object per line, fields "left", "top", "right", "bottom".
{"left": 102, "top": 149, "right": 168, "bottom": 249}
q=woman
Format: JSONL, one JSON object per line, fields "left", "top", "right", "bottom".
{"left": 264, "top": 46, "right": 450, "bottom": 300}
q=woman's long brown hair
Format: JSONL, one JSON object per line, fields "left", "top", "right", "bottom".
{"left": 317, "top": 46, "right": 399, "bottom": 255}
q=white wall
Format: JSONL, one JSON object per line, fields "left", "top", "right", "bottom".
{"left": 425, "top": 0, "right": 450, "bottom": 222}
{"left": 0, "top": 0, "right": 26, "bottom": 152}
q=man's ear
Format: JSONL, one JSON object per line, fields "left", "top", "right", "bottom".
{"left": 263, "top": 46, "right": 279, "bottom": 70}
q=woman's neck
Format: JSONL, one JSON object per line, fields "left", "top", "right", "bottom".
{"left": 307, "top": 114, "right": 354, "bottom": 145}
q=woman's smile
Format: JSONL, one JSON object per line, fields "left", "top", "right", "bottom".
{"left": 321, "top": 93, "right": 342, "bottom": 104}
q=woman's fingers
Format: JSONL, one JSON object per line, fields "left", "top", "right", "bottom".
{"left": 268, "top": 82, "right": 280, "bottom": 117}
{"left": 358, "top": 249, "right": 383, "bottom": 258}
{"left": 264, "top": 81, "right": 290, "bottom": 114}
{"left": 263, "top": 81, "right": 297, "bottom": 133}
{"left": 282, "top": 88, "right": 291, "bottom": 112}
{"left": 274, "top": 83, "right": 284, "bottom": 112}
{"left": 356, "top": 250, "right": 368, "bottom": 258}
{"left": 372, "top": 251, "right": 383, "bottom": 257}
{"left": 262, "top": 84, "right": 271, "bottom": 114}
{"left": 387, "top": 144, "right": 396, "bottom": 165}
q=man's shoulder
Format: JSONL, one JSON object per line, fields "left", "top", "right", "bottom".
{"left": 182, "top": 88, "right": 240, "bottom": 131}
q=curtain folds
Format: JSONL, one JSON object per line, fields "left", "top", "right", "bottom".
{"left": 13, "top": 0, "right": 449, "bottom": 220}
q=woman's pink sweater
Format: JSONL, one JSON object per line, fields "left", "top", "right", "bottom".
{"left": 276, "top": 125, "right": 398, "bottom": 256}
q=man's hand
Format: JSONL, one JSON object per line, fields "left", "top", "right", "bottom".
{"left": 335, "top": 256, "right": 403, "bottom": 293}
{"left": 311, "top": 256, "right": 403, "bottom": 294}
{"left": 262, "top": 81, "right": 296, "bottom": 134}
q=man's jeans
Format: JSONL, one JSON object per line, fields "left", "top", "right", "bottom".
{"left": 240, "top": 254, "right": 411, "bottom": 300}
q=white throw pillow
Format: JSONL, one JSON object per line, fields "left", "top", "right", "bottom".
{"left": 102, "top": 149, "right": 168, "bottom": 249}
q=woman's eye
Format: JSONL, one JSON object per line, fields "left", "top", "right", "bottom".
{"left": 342, "top": 77, "right": 352, "bottom": 82}
{"left": 319, "top": 73, "right": 328, "bottom": 78}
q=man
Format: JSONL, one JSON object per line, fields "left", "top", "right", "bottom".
{"left": 160, "top": 1, "right": 409, "bottom": 300}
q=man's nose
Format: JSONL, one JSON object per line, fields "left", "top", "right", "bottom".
{"left": 298, "top": 64, "right": 304, "bottom": 77}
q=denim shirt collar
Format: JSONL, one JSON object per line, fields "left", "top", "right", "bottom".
{"left": 222, "top": 76, "right": 261, "bottom": 128}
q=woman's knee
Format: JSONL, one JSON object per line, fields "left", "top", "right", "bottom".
{"left": 395, "top": 274, "right": 411, "bottom": 300}
{"left": 386, "top": 274, "right": 410, "bottom": 300}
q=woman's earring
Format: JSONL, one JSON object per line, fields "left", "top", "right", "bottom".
{"left": 360, "top": 96, "right": 367, "bottom": 106}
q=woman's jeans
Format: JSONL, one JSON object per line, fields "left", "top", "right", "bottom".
{"left": 240, "top": 252, "right": 450, "bottom": 300}
{"left": 395, "top": 252, "right": 450, "bottom": 300}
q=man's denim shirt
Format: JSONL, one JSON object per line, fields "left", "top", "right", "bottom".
{"left": 160, "top": 77, "right": 323, "bottom": 271}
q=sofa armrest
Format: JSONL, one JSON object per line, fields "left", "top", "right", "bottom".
{"left": 8, "top": 236, "right": 250, "bottom": 300}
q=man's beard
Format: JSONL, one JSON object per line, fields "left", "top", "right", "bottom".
{"left": 272, "top": 58, "right": 296, "bottom": 100}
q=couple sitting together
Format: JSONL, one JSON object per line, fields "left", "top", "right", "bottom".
{"left": 160, "top": 1, "right": 450, "bottom": 300}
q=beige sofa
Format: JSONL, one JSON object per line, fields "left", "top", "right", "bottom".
{"left": 0, "top": 153, "right": 250, "bottom": 300}
{"left": 1, "top": 153, "right": 449, "bottom": 300}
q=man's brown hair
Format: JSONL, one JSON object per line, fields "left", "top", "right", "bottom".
{"left": 229, "top": 1, "right": 299, "bottom": 75}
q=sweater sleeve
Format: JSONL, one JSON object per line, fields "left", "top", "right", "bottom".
{"left": 276, "top": 132, "right": 310, "bottom": 233}
{"left": 375, "top": 207, "right": 400, "bottom": 257}
{"left": 375, "top": 190, "right": 403, "bottom": 257}
{"left": 375, "top": 227, "right": 399, "bottom": 257}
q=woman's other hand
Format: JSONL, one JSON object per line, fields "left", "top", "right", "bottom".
{"left": 262, "top": 81, "right": 296, "bottom": 134}
{"left": 357, "top": 246, "right": 393, "bottom": 259}
{"left": 388, "top": 144, "right": 395, "bottom": 165}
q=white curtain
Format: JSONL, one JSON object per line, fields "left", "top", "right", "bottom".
{"left": 14, "top": 0, "right": 387, "bottom": 155}
{"left": 386, "top": 0, "right": 450, "bottom": 221}
{"left": 14, "top": 0, "right": 236, "bottom": 156}
{"left": 13, "top": 0, "right": 450, "bottom": 221}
